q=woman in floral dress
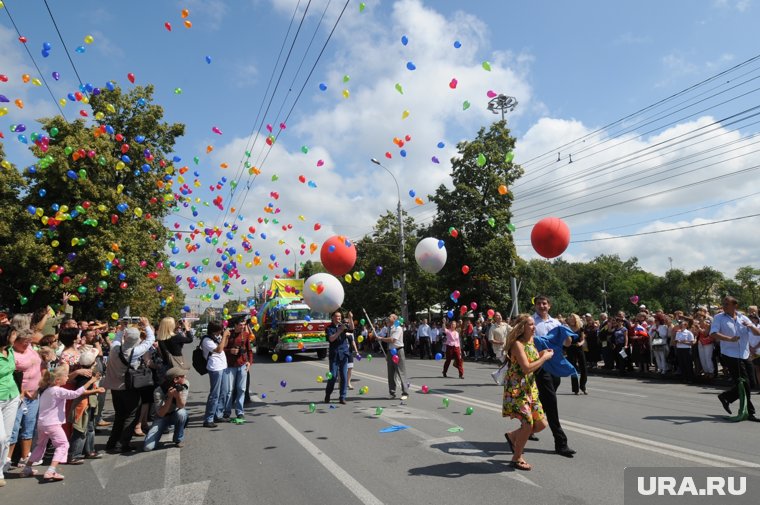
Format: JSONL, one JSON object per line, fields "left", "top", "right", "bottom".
{"left": 502, "top": 314, "right": 553, "bottom": 471}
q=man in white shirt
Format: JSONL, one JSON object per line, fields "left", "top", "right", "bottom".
{"left": 376, "top": 314, "right": 409, "bottom": 400}
{"left": 487, "top": 312, "right": 510, "bottom": 362}
{"left": 711, "top": 296, "right": 760, "bottom": 421}
{"left": 416, "top": 319, "right": 432, "bottom": 359}
{"left": 532, "top": 295, "right": 575, "bottom": 457}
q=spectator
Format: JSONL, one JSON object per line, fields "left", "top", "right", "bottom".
{"left": 583, "top": 314, "right": 600, "bottom": 368}
{"left": 202, "top": 321, "right": 229, "bottom": 428}
{"left": 221, "top": 319, "right": 254, "bottom": 421}
{"left": 7, "top": 329, "right": 42, "bottom": 467}
{"left": 1, "top": 325, "right": 21, "bottom": 487}
{"left": 101, "top": 318, "right": 155, "bottom": 453}
{"left": 416, "top": 319, "right": 432, "bottom": 359}
{"left": 144, "top": 368, "right": 189, "bottom": 451}
{"left": 674, "top": 319, "right": 696, "bottom": 383}
{"left": 20, "top": 365, "right": 103, "bottom": 482}
{"left": 156, "top": 317, "right": 194, "bottom": 371}
{"left": 651, "top": 314, "right": 671, "bottom": 374}
{"left": 565, "top": 314, "right": 588, "bottom": 395}
{"left": 488, "top": 312, "right": 510, "bottom": 363}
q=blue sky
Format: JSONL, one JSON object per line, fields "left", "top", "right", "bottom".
{"left": 1, "top": 0, "right": 759, "bottom": 309}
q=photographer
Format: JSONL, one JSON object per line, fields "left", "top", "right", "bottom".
{"left": 324, "top": 310, "right": 353, "bottom": 404}
{"left": 143, "top": 368, "right": 189, "bottom": 451}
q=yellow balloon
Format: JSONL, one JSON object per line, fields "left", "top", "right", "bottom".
{"left": 344, "top": 274, "right": 352, "bottom": 283}
{"left": 41, "top": 216, "right": 49, "bottom": 225}
{"left": 95, "top": 111, "right": 104, "bottom": 120}
{"left": 272, "top": 354, "right": 279, "bottom": 362}
{"left": 106, "top": 103, "right": 116, "bottom": 113}
{"left": 71, "top": 238, "right": 79, "bottom": 246}
{"left": 115, "top": 162, "right": 125, "bottom": 171}
{"left": 342, "top": 89, "right": 350, "bottom": 99}
{"left": 84, "top": 34, "right": 94, "bottom": 44}
{"left": 59, "top": 205, "right": 69, "bottom": 213}
{"left": 97, "top": 204, "right": 107, "bottom": 212}
{"left": 111, "top": 312, "right": 119, "bottom": 320}
{"left": 134, "top": 207, "right": 143, "bottom": 217}
{"left": 116, "top": 184, "right": 124, "bottom": 194}
{"left": 357, "top": 335, "right": 364, "bottom": 343}
{"left": 59, "top": 98, "right": 67, "bottom": 107}
{"left": 106, "top": 252, "right": 116, "bottom": 261}
{"left": 353, "top": 271, "right": 361, "bottom": 281}
{"left": 402, "top": 109, "right": 410, "bottom": 119}
{"left": 51, "top": 240, "right": 59, "bottom": 248}
{"left": 316, "top": 376, "right": 324, "bottom": 383}
{"left": 0, "top": 107, "right": 7, "bottom": 117}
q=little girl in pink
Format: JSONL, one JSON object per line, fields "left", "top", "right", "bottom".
{"left": 21, "top": 364, "right": 103, "bottom": 481}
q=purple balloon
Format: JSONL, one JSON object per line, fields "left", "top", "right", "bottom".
{"left": 431, "top": 156, "right": 440, "bottom": 164}
{"left": 0, "top": 95, "right": 8, "bottom": 103}
{"left": 52, "top": 71, "right": 60, "bottom": 81}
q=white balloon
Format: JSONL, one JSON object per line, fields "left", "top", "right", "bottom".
{"left": 415, "top": 237, "right": 447, "bottom": 273}
{"left": 303, "top": 273, "right": 345, "bottom": 313}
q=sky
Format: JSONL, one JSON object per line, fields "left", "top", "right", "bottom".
{"left": 1, "top": 0, "right": 759, "bottom": 310}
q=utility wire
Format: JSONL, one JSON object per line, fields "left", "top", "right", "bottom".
{"left": 1, "top": 2, "right": 67, "bottom": 117}
{"left": 42, "top": 0, "right": 85, "bottom": 89}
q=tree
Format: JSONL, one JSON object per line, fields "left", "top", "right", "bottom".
{"left": 684, "top": 267, "right": 724, "bottom": 310}
{"left": 734, "top": 266, "right": 760, "bottom": 306}
{"left": 428, "top": 120, "right": 523, "bottom": 314}
{"left": 5, "top": 84, "right": 185, "bottom": 320}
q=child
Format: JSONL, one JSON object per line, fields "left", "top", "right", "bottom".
{"left": 21, "top": 364, "right": 103, "bottom": 481}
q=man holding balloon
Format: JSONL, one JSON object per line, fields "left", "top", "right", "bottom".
{"left": 324, "top": 310, "right": 354, "bottom": 405}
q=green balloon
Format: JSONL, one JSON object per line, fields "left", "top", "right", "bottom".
{"left": 19, "top": 296, "right": 29, "bottom": 305}
{"left": 325, "top": 371, "right": 333, "bottom": 380}
{"left": 505, "top": 151, "right": 514, "bottom": 163}
{"left": 462, "top": 100, "right": 471, "bottom": 110}
{"left": 77, "top": 286, "right": 88, "bottom": 294}
{"left": 487, "top": 217, "right": 495, "bottom": 227}
{"left": 476, "top": 153, "right": 487, "bottom": 167}
{"left": 465, "top": 406, "right": 474, "bottom": 415}
{"left": 29, "top": 284, "right": 38, "bottom": 293}
{"left": 442, "top": 398, "right": 450, "bottom": 408}
{"left": 49, "top": 127, "right": 59, "bottom": 137}
{"left": 482, "top": 61, "right": 492, "bottom": 71}
{"left": 308, "top": 402, "right": 316, "bottom": 413}
{"left": 64, "top": 146, "right": 73, "bottom": 156}
{"left": 375, "top": 407, "right": 383, "bottom": 415}
{"left": 300, "top": 146, "right": 309, "bottom": 154}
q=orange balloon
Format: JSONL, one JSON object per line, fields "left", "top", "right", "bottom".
{"left": 22, "top": 74, "right": 30, "bottom": 83}
{"left": 14, "top": 99, "right": 24, "bottom": 109}
{"left": 206, "top": 145, "right": 213, "bottom": 153}
{"left": 181, "top": 8, "right": 190, "bottom": 18}
{"left": 220, "top": 163, "right": 228, "bottom": 169}
{"left": 498, "top": 185, "right": 508, "bottom": 195}
{"left": 184, "top": 20, "right": 192, "bottom": 28}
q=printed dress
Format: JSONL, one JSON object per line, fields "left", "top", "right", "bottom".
{"left": 502, "top": 341, "right": 545, "bottom": 425}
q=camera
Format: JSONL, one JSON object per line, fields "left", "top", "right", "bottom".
{"left": 170, "top": 383, "right": 189, "bottom": 392}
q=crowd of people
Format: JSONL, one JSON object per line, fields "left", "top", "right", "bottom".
{"left": 0, "top": 294, "right": 256, "bottom": 488}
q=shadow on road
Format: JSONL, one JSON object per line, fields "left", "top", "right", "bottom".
{"left": 408, "top": 459, "right": 514, "bottom": 478}
{"left": 642, "top": 414, "right": 726, "bottom": 425}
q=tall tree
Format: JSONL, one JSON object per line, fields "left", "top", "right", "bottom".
{"left": 8, "top": 84, "right": 186, "bottom": 320}
{"left": 428, "top": 120, "right": 523, "bottom": 314}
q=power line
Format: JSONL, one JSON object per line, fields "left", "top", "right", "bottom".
{"left": 1, "top": 2, "right": 67, "bottom": 118}
{"left": 42, "top": 0, "right": 85, "bottom": 89}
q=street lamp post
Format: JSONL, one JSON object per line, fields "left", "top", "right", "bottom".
{"left": 278, "top": 240, "right": 299, "bottom": 279}
{"left": 486, "top": 94, "right": 520, "bottom": 318}
{"left": 371, "top": 158, "right": 408, "bottom": 322}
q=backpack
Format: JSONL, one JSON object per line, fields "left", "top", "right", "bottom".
{"left": 192, "top": 336, "right": 211, "bottom": 375}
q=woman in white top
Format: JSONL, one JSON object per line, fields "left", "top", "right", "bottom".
{"left": 674, "top": 319, "right": 696, "bottom": 383}
{"left": 202, "top": 321, "right": 229, "bottom": 427}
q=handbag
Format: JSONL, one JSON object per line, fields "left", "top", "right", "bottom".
{"left": 651, "top": 337, "right": 665, "bottom": 346}
{"left": 119, "top": 348, "right": 155, "bottom": 390}
{"left": 490, "top": 361, "right": 510, "bottom": 385}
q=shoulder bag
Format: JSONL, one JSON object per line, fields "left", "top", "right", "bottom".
{"left": 119, "top": 348, "right": 155, "bottom": 390}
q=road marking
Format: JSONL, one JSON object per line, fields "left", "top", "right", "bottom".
{"left": 320, "top": 364, "right": 760, "bottom": 469}
{"left": 587, "top": 387, "right": 648, "bottom": 398}
{"left": 273, "top": 415, "right": 385, "bottom": 505}
{"left": 128, "top": 448, "right": 210, "bottom": 505}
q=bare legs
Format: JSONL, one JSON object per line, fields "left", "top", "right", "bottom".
{"left": 506, "top": 417, "right": 547, "bottom": 470}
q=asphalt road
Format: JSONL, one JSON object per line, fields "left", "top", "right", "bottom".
{"left": 3, "top": 351, "right": 759, "bottom": 505}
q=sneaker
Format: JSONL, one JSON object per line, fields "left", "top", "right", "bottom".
{"left": 43, "top": 470, "right": 65, "bottom": 482}
{"left": 400, "top": 394, "right": 408, "bottom": 401}
{"left": 203, "top": 421, "right": 218, "bottom": 428}
{"left": 339, "top": 399, "right": 346, "bottom": 405}
{"left": 175, "top": 441, "right": 185, "bottom": 448}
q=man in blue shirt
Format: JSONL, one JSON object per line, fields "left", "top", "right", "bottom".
{"left": 533, "top": 295, "right": 577, "bottom": 457}
{"left": 710, "top": 296, "right": 760, "bottom": 421}
{"left": 324, "top": 310, "right": 353, "bottom": 405}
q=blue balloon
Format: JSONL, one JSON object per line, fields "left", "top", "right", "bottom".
{"left": 75, "top": 46, "right": 85, "bottom": 54}
{"left": 319, "top": 83, "right": 327, "bottom": 91}
{"left": 435, "top": 353, "right": 443, "bottom": 360}
{"left": 285, "top": 355, "right": 293, "bottom": 363}
{"left": 390, "top": 348, "right": 398, "bottom": 356}
{"left": 42, "top": 42, "right": 52, "bottom": 51}
{"left": 447, "top": 310, "right": 454, "bottom": 319}
{"left": 41, "top": 50, "right": 50, "bottom": 58}
{"left": 66, "top": 170, "right": 77, "bottom": 179}
{"left": 205, "top": 55, "right": 212, "bottom": 64}
{"left": 453, "top": 40, "right": 462, "bottom": 48}
{"left": 137, "top": 98, "right": 146, "bottom": 106}
{"left": 406, "top": 61, "right": 416, "bottom": 71}
{"left": 38, "top": 188, "right": 46, "bottom": 197}
{"left": 135, "top": 135, "right": 145, "bottom": 143}
{"left": 437, "top": 142, "right": 445, "bottom": 148}
{"left": 401, "top": 35, "right": 408, "bottom": 46}
{"left": 121, "top": 155, "right": 131, "bottom": 164}
{"left": 106, "top": 81, "right": 115, "bottom": 91}
{"left": 400, "top": 149, "right": 407, "bottom": 157}
{"left": 408, "top": 189, "right": 416, "bottom": 197}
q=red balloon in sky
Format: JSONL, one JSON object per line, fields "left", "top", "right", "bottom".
{"left": 530, "top": 217, "right": 570, "bottom": 259}
{"left": 320, "top": 236, "right": 357, "bottom": 276}
{"left": 127, "top": 73, "right": 135, "bottom": 83}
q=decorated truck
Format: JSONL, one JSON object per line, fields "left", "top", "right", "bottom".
{"left": 254, "top": 279, "right": 331, "bottom": 359}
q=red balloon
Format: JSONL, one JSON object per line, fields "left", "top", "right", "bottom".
{"left": 127, "top": 73, "right": 135, "bottom": 83}
{"left": 461, "top": 265, "right": 470, "bottom": 275}
{"left": 530, "top": 217, "right": 570, "bottom": 259}
{"left": 319, "top": 236, "right": 357, "bottom": 276}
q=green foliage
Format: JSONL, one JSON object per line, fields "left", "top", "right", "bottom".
{"left": 0, "top": 85, "right": 185, "bottom": 321}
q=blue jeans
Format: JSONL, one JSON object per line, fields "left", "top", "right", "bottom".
{"left": 204, "top": 370, "right": 227, "bottom": 423}
{"left": 223, "top": 365, "right": 248, "bottom": 417}
{"left": 325, "top": 355, "right": 348, "bottom": 400}
{"left": 10, "top": 397, "right": 39, "bottom": 444}
{"left": 143, "top": 409, "right": 188, "bottom": 451}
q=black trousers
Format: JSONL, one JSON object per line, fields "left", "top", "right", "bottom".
{"left": 535, "top": 367, "right": 568, "bottom": 449}
{"left": 676, "top": 348, "right": 694, "bottom": 382}
{"left": 719, "top": 355, "right": 755, "bottom": 415}
{"left": 107, "top": 389, "right": 141, "bottom": 449}
{"left": 567, "top": 346, "right": 587, "bottom": 393}
{"left": 418, "top": 337, "right": 432, "bottom": 359}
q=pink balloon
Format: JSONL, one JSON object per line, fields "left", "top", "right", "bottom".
{"left": 392, "top": 355, "right": 400, "bottom": 364}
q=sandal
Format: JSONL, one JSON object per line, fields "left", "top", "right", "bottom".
{"left": 43, "top": 471, "right": 65, "bottom": 481}
{"left": 504, "top": 432, "right": 514, "bottom": 454}
{"left": 510, "top": 459, "right": 532, "bottom": 471}
{"left": 67, "top": 458, "right": 85, "bottom": 465}
{"left": 21, "top": 467, "right": 39, "bottom": 477}
{"left": 134, "top": 429, "right": 145, "bottom": 437}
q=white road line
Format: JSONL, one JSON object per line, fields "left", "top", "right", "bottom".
{"left": 317, "top": 363, "right": 760, "bottom": 469}
{"left": 586, "top": 387, "right": 648, "bottom": 398}
{"left": 273, "top": 415, "right": 385, "bottom": 505}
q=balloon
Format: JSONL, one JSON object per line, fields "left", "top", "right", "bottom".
{"left": 415, "top": 237, "right": 447, "bottom": 274}
{"left": 127, "top": 73, "right": 135, "bottom": 83}
{"left": 476, "top": 153, "right": 486, "bottom": 167}
{"left": 498, "top": 185, "right": 508, "bottom": 195}
{"left": 272, "top": 354, "right": 279, "bottom": 362}
{"left": 421, "top": 385, "right": 429, "bottom": 393}
{"left": 84, "top": 35, "right": 94, "bottom": 44}
{"left": 392, "top": 355, "right": 400, "bottom": 364}
{"left": 630, "top": 295, "right": 640, "bottom": 305}
{"left": 401, "top": 35, "right": 408, "bottom": 45}
{"left": 326, "top": 371, "right": 333, "bottom": 380}
{"left": 303, "top": 273, "right": 344, "bottom": 313}
{"left": 442, "top": 398, "right": 450, "bottom": 408}
{"left": 406, "top": 61, "right": 416, "bottom": 71}
{"left": 454, "top": 40, "right": 462, "bottom": 48}
{"left": 434, "top": 353, "right": 443, "bottom": 360}
{"left": 465, "top": 407, "right": 474, "bottom": 415}
{"left": 320, "top": 236, "right": 356, "bottom": 276}
{"left": 395, "top": 83, "right": 403, "bottom": 94}
{"left": 285, "top": 355, "right": 293, "bottom": 363}
{"left": 487, "top": 309, "right": 495, "bottom": 318}
{"left": 531, "top": 217, "right": 571, "bottom": 259}
{"left": 309, "top": 402, "right": 316, "bottom": 413}
{"left": 316, "top": 376, "right": 324, "bottom": 383}
{"left": 462, "top": 100, "right": 470, "bottom": 110}
{"left": 505, "top": 151, "right": 515, "bottom": 163}
{"left": 482, "top": 61, "right": 492, "bottom": 71}
{"left": 375, "top": 407, "right": 383, "bottom": 415}
{"left": 461, "top": 265, "right": 470, "bottom": 275}
{"left": 449, "top": 78, "right": 458, "bottom": 89}
{"left": 111, "top": 312, "right": 119, "bottom": 320}
{"left": 280, "top": 380, "right": 287, "bottom": 387}
{"left": 164, "top": 21, "right": 172, "bottom": 31}
{"left": 205, "top": 55, "right": 212, "bottom": 64}
{"left": 375, "top": 266, "right": 383, "bottom": 275}
{"left": 319, "top": 82, "right": 327, "bottom": 91}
